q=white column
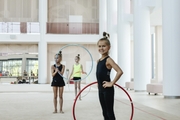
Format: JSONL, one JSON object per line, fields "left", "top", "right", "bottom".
{"left": 38, "top": 0, "right": 47, "bottom": 84}
{"left": 22, "top": 54, "right": 26, "bottom": 76}
{"left": 99, "top": 0, "right": 107, "bottom": 36}
{"left": 155, "top": 26, "right": 163, "bottom": 83}
{"left": 107, "top": 0, "right": 117, "bottom": 79}
{"left": 117, "top": 0, "right": 131, "bottom": 86}
{"left": 162, "top": 0, "right": 180, "bottom": 98}
{"left": 133, "top": 0, "right": 151, "bottom": 91}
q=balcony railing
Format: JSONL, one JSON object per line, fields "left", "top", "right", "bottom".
{"left": 0, "top": 22, "right": 99, "bottom": 34}
{"left": 47, "top": 22, "right": 99, "bottom": 34}
{"left": 0, "top": 22, "right": 40, "bottom": 34}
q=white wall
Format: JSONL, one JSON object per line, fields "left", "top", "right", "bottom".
{"left": 0, "top": 34, "right": 99, "bottom": 44}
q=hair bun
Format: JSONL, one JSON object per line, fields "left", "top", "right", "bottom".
{"left": 103, "top": 32, "right": 110, "bottom": 38}
{"left": 103, "top": 32, "right": 106, "bottom": 37}
{"left": 78, "top": 54, "right": 80, "bottom": 57}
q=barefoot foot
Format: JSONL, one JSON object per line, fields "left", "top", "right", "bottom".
{"left": 60, "top": 111, "right": 64, "bottom": 114}
{"left": 53, "top": 110, "right": 57, "bottom": 114}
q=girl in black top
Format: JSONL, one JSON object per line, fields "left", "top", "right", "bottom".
{"left": 51, "top": 51, "right": 65, "bottom": 113}
{"left": 96, "top": 32, "right": 123, "bottom": 120}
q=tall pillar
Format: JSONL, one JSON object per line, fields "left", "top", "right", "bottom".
{"left": 38, "top": 0, "right": 47, "bottom": 84}
{"left": 133, "top": 0, "right": 151, "bottom": 91}
{"left": 155, "top": 26, "right": 163, "bottom": 83}
{"left": 22, "top": 54, "right": 26, "bottom": 76}
{"left": 107, "top": 0, "right": 117, "bottom": 79}
{"left": 117, "top": 0, "right": 131, "bottom": 86}
{"left": 162, "top": 0, "right": 180, "bottom": 98}
{"left": 99, "top": 0, "right": 107, "bottom": 36}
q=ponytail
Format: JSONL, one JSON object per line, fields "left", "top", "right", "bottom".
{"left": 76, "top": 54, "right": 80, "bottom": 60}
{"left": 98, "top": 32, "right": 111, "bottom": 46}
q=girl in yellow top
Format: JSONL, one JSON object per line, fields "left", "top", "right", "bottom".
{"left": 69, "top": 54, "right": 86, "bottom": 100}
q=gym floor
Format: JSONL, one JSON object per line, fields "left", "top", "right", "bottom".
{"left": 0, "top": 84, "right": 180, "bottom": 120}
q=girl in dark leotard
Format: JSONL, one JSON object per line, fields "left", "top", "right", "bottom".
{"left": 96, "top": 32, "right": 123, "bottom": 120}
{"left": 51, "top": 51, "right": 65, "bottom": 114}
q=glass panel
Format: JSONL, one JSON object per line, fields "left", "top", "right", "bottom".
{"left": 0, "top": 59, "right": 22, "bottom": 76}
{"left": 0, "top": 22, "right": 39, "bottom": 33}
{"left": 26, "top": 58, "right": 38, "bottom": 76}
{"left": 27, "top": 22, "right": 40, "bottom": 33}
{"left": 7, "top": 22, "right": 20, "bottom": 33}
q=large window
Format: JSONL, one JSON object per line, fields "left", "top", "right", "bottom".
{"left": 0, "top": 59, "right": 22, "bottom": 76}
{"left": 26, "top": 58, "right": 38, "bottom": 76}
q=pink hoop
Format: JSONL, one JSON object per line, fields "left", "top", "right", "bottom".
{"left": 72, "top": 82, "right": 134, "bottom": 120}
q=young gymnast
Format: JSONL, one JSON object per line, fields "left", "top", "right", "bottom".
{"left": 69, "top": 54, "right": 86, "bottom": 100}
{"left": 96, "top": 32, "right": 123, "bottom": 120}
{"left": 51, "top": 51, "right": 65, "bottom": 113}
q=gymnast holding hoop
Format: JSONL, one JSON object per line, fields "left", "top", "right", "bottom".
{"left": 69, "top": 54, "right": 87, "bottom": 100}
{"left": 96, "top": 32, "right": 123, "bottom": 120}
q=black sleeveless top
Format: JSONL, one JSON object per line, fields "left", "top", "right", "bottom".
{"left": 96, "top": 56, "right": 111, "bottom": 91}
{"left": 51, "top": 64, "right": 65, "bottom": 87}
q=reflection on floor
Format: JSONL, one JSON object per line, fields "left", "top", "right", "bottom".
{"left": 0, "top": 84, "right": 180, "bottom": 120}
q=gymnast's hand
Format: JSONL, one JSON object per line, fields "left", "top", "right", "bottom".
{"left": 102, "top": 81, "right": 113, "bottom": 88}
{"left": 55, "top": 68, "right": 59, "bottom": 73}
{"left": 82, "top": 71, "right": 87, "bottom": 74}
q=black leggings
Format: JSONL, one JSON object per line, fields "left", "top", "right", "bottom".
{"left": 98, "top": 87, "right": 115, "bottom": 120}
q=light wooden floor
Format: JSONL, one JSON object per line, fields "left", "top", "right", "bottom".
{"left": 0, "top": 83, "right": 180, "bottom": 120}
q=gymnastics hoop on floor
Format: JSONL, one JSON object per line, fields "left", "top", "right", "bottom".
{"left": 58, "top": 44, "right": 94, "bottom": 82}
{"left": 72, "top": 82, "right": 134, "bottom": 120}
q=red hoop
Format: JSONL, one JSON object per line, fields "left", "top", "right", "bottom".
{"left": 72, "top": 82, "right": 134, "bottom": 120}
